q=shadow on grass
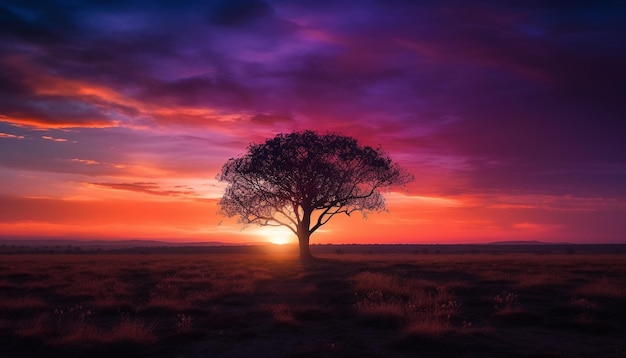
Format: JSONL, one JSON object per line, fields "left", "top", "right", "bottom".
{"left": 392, "top": 333, "right": 466, "bottom": 355}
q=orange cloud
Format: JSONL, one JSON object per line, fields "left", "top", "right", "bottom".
{"left": 1, "top": 56, "right": 258, "bottom": 132}
{"left": 0, "top": 132, "right": 25, "bottom": 139}
{"left": 70, "top": 158, "right": 100, "bottom": 165}
{"left": 41, "top": 135, "right": 68, "bottom": 142}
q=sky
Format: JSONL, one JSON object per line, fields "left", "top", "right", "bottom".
{"left": 1, "top": 0, "right": 625, "bottom": 244}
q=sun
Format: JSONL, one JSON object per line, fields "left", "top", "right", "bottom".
{"left": 254, "top": 227, "right": 294, "bottom": 245}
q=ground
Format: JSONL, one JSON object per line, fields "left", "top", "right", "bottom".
{"left": 1, "top": 247, "right": 625, "bottom": 357}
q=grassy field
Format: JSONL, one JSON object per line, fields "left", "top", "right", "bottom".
{"left": 1, "top": 250, "right": 625, "bottom": 357}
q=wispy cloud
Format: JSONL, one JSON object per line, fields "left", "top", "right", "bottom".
{"left": 90, "top": 182, "right": 198, "bottom": 198}
{"left": 0, "top": 132, "right": 25, "bottom": 139}
{"left": 70, "top": 158, "right": 100, "bottom": 165}
{"left": 41, "top": 135, "right": 68, "bottom": 142}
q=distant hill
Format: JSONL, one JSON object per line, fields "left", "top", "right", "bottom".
{"left": 486, "top": 240, "right": 573, "bottom": 245}
{"left": 0, "top": 238, "right": 234, "bottom": 249}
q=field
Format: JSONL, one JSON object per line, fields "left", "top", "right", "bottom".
{"left": 1, "top": 248, "right": 625, "bottom": 357}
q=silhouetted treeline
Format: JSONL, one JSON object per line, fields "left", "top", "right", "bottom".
{"left": 0, "top": 242, "right": 624, "bottom": 255}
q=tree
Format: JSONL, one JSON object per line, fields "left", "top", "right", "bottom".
{"left": 217, "top": 130, "right": 413, "bottom": 259}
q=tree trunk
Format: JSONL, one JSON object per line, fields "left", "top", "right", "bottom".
{"left": 297, "top": 209, "right": 314, "bottom": 260}
{"left": 297, "top": 231, "right": 313, "bottom": 260}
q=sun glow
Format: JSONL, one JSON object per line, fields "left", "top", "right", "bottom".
{"left": 254, "top": 227, "right": 294, "bottom": 245}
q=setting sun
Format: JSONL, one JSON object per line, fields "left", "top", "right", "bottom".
{"left": 254, "top": 227, "right": 294, "bottom": 245}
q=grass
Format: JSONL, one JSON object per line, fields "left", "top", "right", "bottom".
{"left": 0, "top": 252, "right": 625, "bottom": 357}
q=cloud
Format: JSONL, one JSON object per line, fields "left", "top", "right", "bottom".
{"left": 90, "top": 182, "right": 198, "bottom": 198}
{"left": 41, "top": 135, "right": 68, "bottom": 142}
{"left": 70, "top": 158, "right": 100, "bottom": 165}
{"left": 0, "top": 57, "right": 125, "bottom": 129}
{"left": 0, "top": 132, "right": 25, "bottom": 139}
{"left": 209, "top": 0, "right": 275, "bottom": 27}
{"left": 249, "top": 113, "right": 294, "bottom": 125}
{"left": 135, "top": 74, "right": 254, "bottom": 111}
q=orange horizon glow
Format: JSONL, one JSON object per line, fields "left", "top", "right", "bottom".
{"left": 1, "top": 188, "right": 616, "bottom": 244}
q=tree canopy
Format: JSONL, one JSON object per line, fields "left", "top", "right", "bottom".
{"left": 218, "top": 130, "right": 413, "bottom": 259}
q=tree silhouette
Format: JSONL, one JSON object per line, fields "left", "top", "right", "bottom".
{"left": 218, "top": 130, "right": 413, "bottom": 259}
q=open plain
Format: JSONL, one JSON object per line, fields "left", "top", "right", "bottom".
{"left": 1, "top": 246, "right": 625, "bottom": 357}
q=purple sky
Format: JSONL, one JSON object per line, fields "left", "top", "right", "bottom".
{"left": 1, "top": 0, "right": 625, "bottom": 243}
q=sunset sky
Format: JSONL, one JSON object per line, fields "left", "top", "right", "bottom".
{"left": 1, "top": 0, "right": 625, "bottom": 244}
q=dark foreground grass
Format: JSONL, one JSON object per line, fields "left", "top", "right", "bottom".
{"left": 1, "top": 252, "right": 625, "bottom": 357}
